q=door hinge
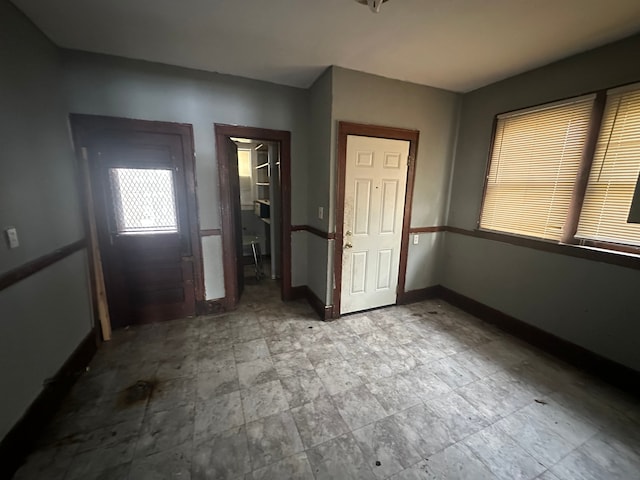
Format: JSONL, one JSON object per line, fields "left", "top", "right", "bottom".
{"left": 407, "top": 155, "right": 413, "bottom": 167}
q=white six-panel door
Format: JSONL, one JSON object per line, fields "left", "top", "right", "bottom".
{"left": 340, "top": 135, "right": 410, "bottom": 314}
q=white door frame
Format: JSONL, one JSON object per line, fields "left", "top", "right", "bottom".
{"left": 333, "top": 122, "right": 420, "bottom": 318}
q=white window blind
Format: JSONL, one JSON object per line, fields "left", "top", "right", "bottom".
{"left": 577, "top": 86, "right": 640, "bottom": 246}
{"left": 480, "top": 96, "right": 595, "bottom": 240}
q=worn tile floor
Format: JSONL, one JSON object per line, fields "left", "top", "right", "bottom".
{"left": 14, "top": 279, "right": 640, "bottom": 479}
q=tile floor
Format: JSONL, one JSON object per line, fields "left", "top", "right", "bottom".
{"left": 13, "top": 279, "right": 640, "bottom": 479}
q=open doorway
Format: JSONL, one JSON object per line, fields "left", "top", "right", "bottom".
{"left": 232, "top": 138, "right": 281, "bottom": 285}
{"left": 214, "top": 125, "right": 293, "bottom": 309}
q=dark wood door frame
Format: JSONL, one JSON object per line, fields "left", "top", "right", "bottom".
{"left": 70, "top": 114, "right": 204, "bottom": 330}
{"left": 333, "top": 121, "right": 420, "bottom": 318}
{"left": 214, "top": 124, "right": 292, "bottom": 309}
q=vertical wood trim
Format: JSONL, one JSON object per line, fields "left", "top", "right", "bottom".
{"left": 214, "top": 128, "right": 238, "bottom": 309}
{"left": 181, "top": 124, "right": 206, "bottom": 302}
{"left": 397, "top": 132, "right": 420, "bottom": 299}
{"left": 333, "top": 123, "right": 349, "bottom": 318}
{"left": 476, "top": 116, "right": 499, "bottom": 229}
{"left": 333, "top": 122, "right": 420, "bottom": 318}
{"left": 79, "top": 147, "right": 112, "bottom": 341}
{"left": 561, "top": 92, "right": 607, "bottom": 243}
{"left": 279, "top": 132, "right": 293, "bottom": 301}
{"left": 69, "top": 117, "right": 109, "bottom": 343}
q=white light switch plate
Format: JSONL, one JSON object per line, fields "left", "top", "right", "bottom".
{"left": 413, "top": 234, "right": 419, "bottom": 245}
{"left": 318, "top": 207, "right": 324, "bottom": 220}
{"left": 5, "top": 227, "right": 19, "bottom": 249}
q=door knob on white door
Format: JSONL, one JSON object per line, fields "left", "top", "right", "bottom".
{"left": 344, "top": 242, "right": 353, "bottom": 249}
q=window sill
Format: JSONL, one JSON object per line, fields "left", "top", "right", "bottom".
{"left": 446, "top": 227, "right": 640, "bottom": 271}
{"left": 574, "top": 242, "right": 640, "bottom": 260}
{"left": 577, "top": 239, "right": 640, "bottom": 256}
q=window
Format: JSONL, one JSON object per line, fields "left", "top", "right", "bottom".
{"left": 480, "top": 95, "right": 594, "bottom": 240}
{"left": 480, "top": 83, "right": 640, "bottom": 252}
{"left": 576, "top": 86, "right": 640, "bottom": 246}
{"left": 237, "top": 148, "right": 255, "bottom": 209}
{"left": 109, "top": 168, "right": 178, "bottom": 234}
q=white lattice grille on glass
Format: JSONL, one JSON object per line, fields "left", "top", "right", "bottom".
{"left": 480, "top": 95, "right": 594, "bottom": 240}
{"left": 109, "top": 168, "right": 178, "bottom": 234}
{"left": 577, "top": 85, "right": 640, "bottom": 246}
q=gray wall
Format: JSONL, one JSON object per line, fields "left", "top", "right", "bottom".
{"left": 61, "top": 50, "right": 311, "bottom": 298}
{"left": 60, "top": 52, "right": 460, "bottom": 308}
{"left": 445, "top": 34, "right": 640, "bottom": 371}
{"left": 0, "top": 1, "right": 93, "bottom": 439}
{"left": 329, "top": 67, "right": 459, "bottom": 301}
{"left": 305, "top": 68, "right": 333, "bottom": 301}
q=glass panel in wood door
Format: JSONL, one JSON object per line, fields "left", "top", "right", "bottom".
{"left": 109, "top": 168, "right": 178, "bottom": 234}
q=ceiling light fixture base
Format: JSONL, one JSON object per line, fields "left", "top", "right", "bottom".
{"left": 355, "top": 0, "right": 389, "bottom": 14}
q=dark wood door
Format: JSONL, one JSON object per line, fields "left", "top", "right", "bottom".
{"left": 86, "top": 128, "right": 197, "bottom": 328}
{"left": 227, "top": 138, "right": 244, "bottom": 298}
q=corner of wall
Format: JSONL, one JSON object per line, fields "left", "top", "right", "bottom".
{"left": 1, "top": 1, "right": 94, "bottom": 442}
{"left": 443, "top": 95, "right": 464, "bottom": 228}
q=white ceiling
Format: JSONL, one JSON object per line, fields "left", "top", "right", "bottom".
{"left": 12, "top": 0, "right": 640, "bottom": 92}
